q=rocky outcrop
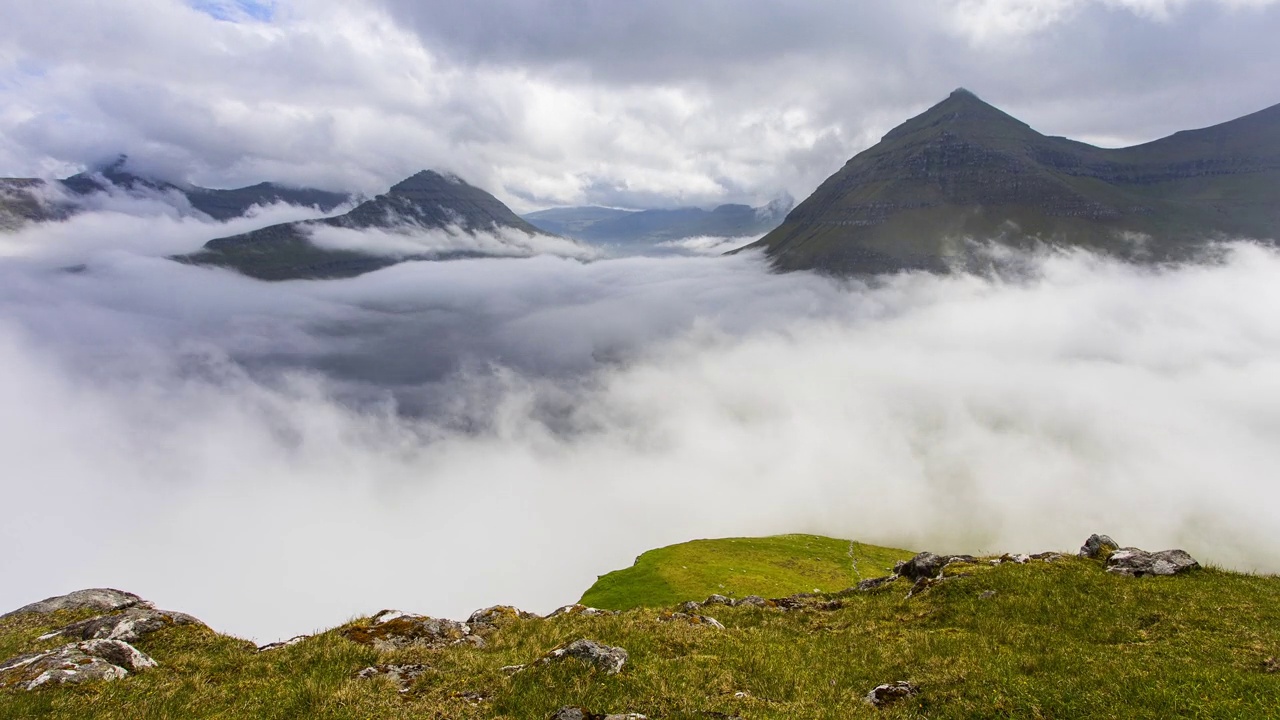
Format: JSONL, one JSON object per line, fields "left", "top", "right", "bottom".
{"left": 353, "top": 663, "right": 429, "bottom": 692}
{"left": 257, "top": 635, "right": 309, "bottom": 652}
{"left": 539, "top": 639, "right": 629, "bottom": 675}
{"left": 0, "top": 639, "right": 156, "bottom": 691}
{"left": 1079, "top": 534, "right": 1120, "bottom": 559}
{"left": 39, "top": 607, "right": 205, "bottom": 643}
{"left": 1106, "top": 548, "right": 1200, "bottom": 577}
{"left": 865, "top": 680, "right": 919, "bottom": 707}
{"left": 467, "top": 605, "right": 539, "bottom": 628}
{"left": 548, "top": 604, "right": 619, "bottom": 619}
{"left": 549, "top": 708, "right": 648, "bottom": 720}
{"left": 341, "top": 610, "right": 475, "bottom": 651}
{"left": 657, "top": 611, "right": 724, "bottom": 629}
{"left": 1, "top": 588, "right": 150, "bottom": 619}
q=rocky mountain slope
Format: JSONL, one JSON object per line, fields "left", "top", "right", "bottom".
{"left": 180, "top": 170, "right": 558, "bottom": 280}
{"left": 0, "top": 156, "right": 349, "bottom": 229}
{"left": 2, "top": 534, "right": 1275, "bottom": 719}
{"left": 744, "top": 89, "right": 1280, "bottom": 274}
{"left": 525, "top": 197, "right": 793, "bottom": 245}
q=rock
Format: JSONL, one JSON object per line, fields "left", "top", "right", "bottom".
{"left": 455, "top": 690, "right": 488, "bottom": 703}
{"left": 39, "top": 607, "right": 205, "bottom": 643}
{"left": 658, "top": 611, "right": 725, "bottom": 629}
{"left": 704, "top": 594, "right": 733, "bottom": 606}
{"left": 341, "top": 609, "right": 472, "bottom": 651}
{"left": 864, "top": 680, "right": 920, "bottom": 707}
{"left": 1032, "top": 552, "right": 1065, "bottom": 562}
{"left": 2, "top": 589, "right": 151, "bottom": 619}
{"left": 999, "top": 553, "right": 1031, "bottom": 565}
{"left": 353, "top": 663, "right": 429, "bottom": 692}
{"left": 539, "top": 639, "right": 628, "bottom": 675}
{"left": 467, "top": 605, "right": 539, "bottom": 628}
{"left": 548, "top": 604, "right": 619, "bottom": 619}
{"left": 906, "top": 577, "right": 943, "bottom": 599}
{"left": 855, "top": 575, "right": 899, "bottom": 592}
{"left": 980, "top": 590, "right": 998, "bottom": 600}
{"left": 1106, "top": 548, "right": 1200, "bottom": 577}
{"left": 500, "top": 664, "right": 527, "bottom": 674}
{"left": 1079, "top": 534, "right": 1120, "bottom": 559}
{"left": 1264, "top": 657, "right": 1277, "bottom": 673}
{"left": 735, "top": 595, "right": 768, "bottom": 608}
{"left": 0, "top": 639, "right": 156, "bottom": 691}
{"left": 548, "top": 708, "right": 648, "bottom": 720}
{"left": 678, "top": 600, "right": 703, "bottom": 613}
{"left": 258, "top": 635, "right": 309, "bottom": 652}
{"left": 897, "top": 553, "right": 949, "bottom": 581}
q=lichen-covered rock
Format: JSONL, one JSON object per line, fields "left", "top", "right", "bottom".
{"left": 548, "top": 706, "right": 648, "bottom": 720}
{"left": 539, "top": 639, "right": 628, "bottom": 674}
{"left": 1079, "top": 534, "right": 1120, "bottom": 559}
{"left": 258, "top": 635, "right": 309, "bottom": 652}
{"left": 548, "top": 604, "right": 619, "bottom": 619}
{"left": 735, "top": 595, "right": 768, "bottom": 608}
{"left": 2, "top": 589, "right": 151, "bottom": 619}
{"left": 467, "top": 605, "right": 539, "bottom": 628}
{"left": 865, "top": 680, "right": 919, "bottom": 707}
{"left": 703, "top": 594, "right": 733, "bottom": 606}
{"left": 1106, "top": 548, "right": 1200, "bottom": 577}
{"left": 658, "top": 611, "right": 724, "bottom": 629}
{"left": 678, "top": 600, "right": 703, "bottom": 613}
{"left": 39, "top": 607, "right": 205, "bottom": 643}
{"left": 341, "top": 610, "right": 472, "bottom": 651}
{"left": 0, "top": 639, "right": 156, "bottom": 691}
{"left": 353, "top": 663, "right": 428, "bottom": 691}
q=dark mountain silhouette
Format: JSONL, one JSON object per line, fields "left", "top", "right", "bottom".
{"left": 526, "top": 196, "right": 793, "bottom": 244}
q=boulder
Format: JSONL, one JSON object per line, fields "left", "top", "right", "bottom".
{"left": 467, "top": 605, "right": 539, "bottom": 628}
{"left": 855, "top": 575, "right": 899, "bottom": 591}
{"left": 539, "top": 639, "right": 628, "bottom": 675}
{"left": 1106, "top": 548, "right": 1200, "bottom": 577}
{"left": 0, "top": 639, "right": 156, "bottom": 691}
{"left": 1079, "top": 534, "right": 1120, "bottom": 559}
{"left": 865, "top": 680, "right": 919, "bottom": 707}
{"left": 735, "top": 595, "right": 768, "bottom": 608}
{"left": 897, "top": 553, "right": 949, "bottom": 581}
{"left": 657, "top": 611, "right": 724, "bottom": 629}
{"left": 353, "top": 663, "right": 429, "bottom": 692}
{"left": 39, "top": 607, "right": 205, "bottom": 643}
{"left": 549, "top": 708, "right": 648, "bottom": 720}
{"left": 703, "top": 594, "right": 733, "bottom": 606}
{"left": 341, "top": 610, "right": 472, "bottom": 651}
{"left": 548, "top": 604, "right": 619, "bottom": 619}
{"left": 2, "top": 589, "right": 150, "bottom": 619}
{"left": 257, "top": 635, "right": 309, "bottom": 652}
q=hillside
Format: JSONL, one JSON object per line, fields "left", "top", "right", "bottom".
{"left": 0, "top": 156, "right": 349, "bottom": 228}
{"left": 526, "top": 198, "right": 793, "bottom": 245}
{"left": 744, "top": 89, "right": 1280, "bottom": 274}
{"left": 179, "top": 170, "right": 556, "bottom": 280}
{"left": 3, "top": 534, "right": 1277, "bottom": 719}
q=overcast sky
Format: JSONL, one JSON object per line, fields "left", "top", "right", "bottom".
{"left": 2, "top": 0, "right": 1279, "bottom": 210}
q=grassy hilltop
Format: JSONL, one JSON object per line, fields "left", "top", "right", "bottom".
{"left": 2, "top": 535, "right": 1278, "bottom": 719}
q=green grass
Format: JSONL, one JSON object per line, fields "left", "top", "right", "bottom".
{"left": 2, "top": 538, "right": 1279, "bottom": 719}
{"left": 580, "top": 534, "right": 914, "bottom": 610}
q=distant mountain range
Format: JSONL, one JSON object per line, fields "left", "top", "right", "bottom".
{"left": 179, "top": 170, "right": 560, "bottom": 280}
{"left": 0, "top": 156, "right": 349, "bottom": 230}
{"left": 524, "top": 196, "right": 793, "bottom": 245}
{"left": 745, "top": 89, "right": 1280, "bottom": 274}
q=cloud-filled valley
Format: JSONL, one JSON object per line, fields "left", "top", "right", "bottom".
{"left": 2, "top": 204, "right": 1279, "bottom": 641}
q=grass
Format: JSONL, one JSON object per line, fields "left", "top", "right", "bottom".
{"left": 2, "top": 537, "right": 1279, "bottom": 718}
{"left": 579, "top": 534, "right": 914, "bottom": 610}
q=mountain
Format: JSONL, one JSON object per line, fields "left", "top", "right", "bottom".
{"left": 179, "top": 170, "right": 555, "bottom": 280}
{"left": 525, "top": 196, "right": 793, "bottom": 244}
{"left": 744, "top": 89, "right": 1280, "bottom": 274}
{"left": 0, "top": 156, "right": 349, "bottom": 229}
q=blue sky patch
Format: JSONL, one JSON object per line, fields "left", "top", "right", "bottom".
{"left": 189, "top": 0, "right": 275, "bottom": 22}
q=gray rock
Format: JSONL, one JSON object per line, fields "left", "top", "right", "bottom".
{"left": 257, "top": 635, "right": 309, "bottom": 652}
{"left": 865, "top": 680, "right": 920, "bottom": 707}
{"left": 341, "top": 609, "right": 472, "bottom": 651}
{"left": 39, "top": 607, "right": 205, "bottom": 643}
{"left": 735, "top": 595, "right": 768, "bottom": 608}
{"left": 704, "top": 594, "right": 733, "bottom": 606}
{"left": 0, "top": 639, "right": 156, "bottom": 691}
{"left": 980, "top": 590, "right": 998, "bottom": 600}
{"left": 856, "top": 575, "right": 899, "bottom": 591}
{"left": 1031, "top": 552, "right": 1065, "bottom": 562}
{"left": 539, "top": 639, "right": 629, "bottom": 674}
{"left": 353, "top": 663, "right": 429, "bottom": 692}
{"left": 549, "top": 708, "right": 648, "bottom": 720}
{"left": 658, "top": 611, "right": 724, "bottom": 629}
{"left": 1106, "top": 548, "right": 1200, "bottom": 577}
{"left": 678, "top": 600, "right": 703, "bottom": 613}
{"left": 548, "top": 604, "right": 619, "bottom": 619}
{"left": 897, "top": 552, "right": 948, "bottom": 581}
{"left": 467, "top": 605, "right": 539, "bottom": 628}
{"left": 1079, "top": 534, "right": 1120, "bottom": 559}
{"left": 2, "top": 589, "right": 151, "bottom": 619}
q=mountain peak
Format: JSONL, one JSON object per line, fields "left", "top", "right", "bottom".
{"left": 389, "top": 170, "right": 470, "bottom": 194}
{"left": 881, "top": 88, "right": 1033, "bottom": 143}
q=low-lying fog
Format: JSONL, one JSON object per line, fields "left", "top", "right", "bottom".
{"left": 3, "top": 198, "right": 1279, "bottom": 641}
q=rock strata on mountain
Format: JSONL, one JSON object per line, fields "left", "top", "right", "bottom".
{"left": 744, "top": 89, "right": 1280, "bottom": 274}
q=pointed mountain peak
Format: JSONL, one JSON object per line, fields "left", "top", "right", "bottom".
{"left": 881, "top": 89, "right": 1035, "bottom": 144}
{"left": 389, "top": 170, "right": 471, "bottom": 194}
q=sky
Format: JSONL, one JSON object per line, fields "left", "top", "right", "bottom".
{"left": 1, "top": 0, "right": 1279, "bottom": 211}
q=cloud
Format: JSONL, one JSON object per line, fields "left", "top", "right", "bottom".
{"left": 305, "top": 222, "right": 596, "bottom": 260}
{"left": 2, "top": 207, "right": 1280, "bottom": 642}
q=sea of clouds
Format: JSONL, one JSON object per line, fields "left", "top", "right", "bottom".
{"left": 2, "top": 197, "right": 1279, "bottom": 641}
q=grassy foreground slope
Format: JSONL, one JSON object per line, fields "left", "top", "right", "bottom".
{"left": 2, "top": 540, "right": 1279, "bottom": 719}
{"left": 580, "top": 535, "right": 914, "bottom": 610}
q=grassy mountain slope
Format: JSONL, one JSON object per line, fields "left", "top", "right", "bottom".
{"left": 745, "top": 89, "right": 1280, "bottom": 274}
{"left": 3, "top": 535, "right": 1278, "bottom": 718}
{"left": 580, "top": 535, "right": 912, "bottom": 610}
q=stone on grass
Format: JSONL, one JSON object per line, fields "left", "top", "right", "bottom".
{"left": 735, "top": 595, "right": 768, "bottom": 608}
{"left": 1106, "top": 548, "right": 1200, "bottom": 577}
{"left": 467, "top": 605, "right": 539, "bottom": 628}
{"left": 1079, "top": 534, "right": 1120, "bottom": 559}
{"left": 896, "top": 553, "right": 949, "bottom": 581}
{"left": 549, "top": 707, "right": 648, "bottom": 720}
{"left": 0, "top": 639, "right": 156, "bottom": 691}
{"left": 258, "top": 635, "right": 309, "bottom": 652}
{"left": 548, "top": 604, "right": 619, "bottom": 619}
{"left": 341, "top": 609, "right": 472, "bottom": 651}
{"left": 539, "top": 639, "right": 628, "bottom": 674}
{"left": 865, "top": 680, "right": 920, "bottom": 707}
{"left": 658, "top": 611, "right": 724, "bottom": 629}
{"left": 39, "top": 607, "right": 205, "bottom": 644}
{"left": 353, "top": 663, "right": 429, "bottom": 692}
{"left": 2, "top": 589, "right": 151, "bottom": 619}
